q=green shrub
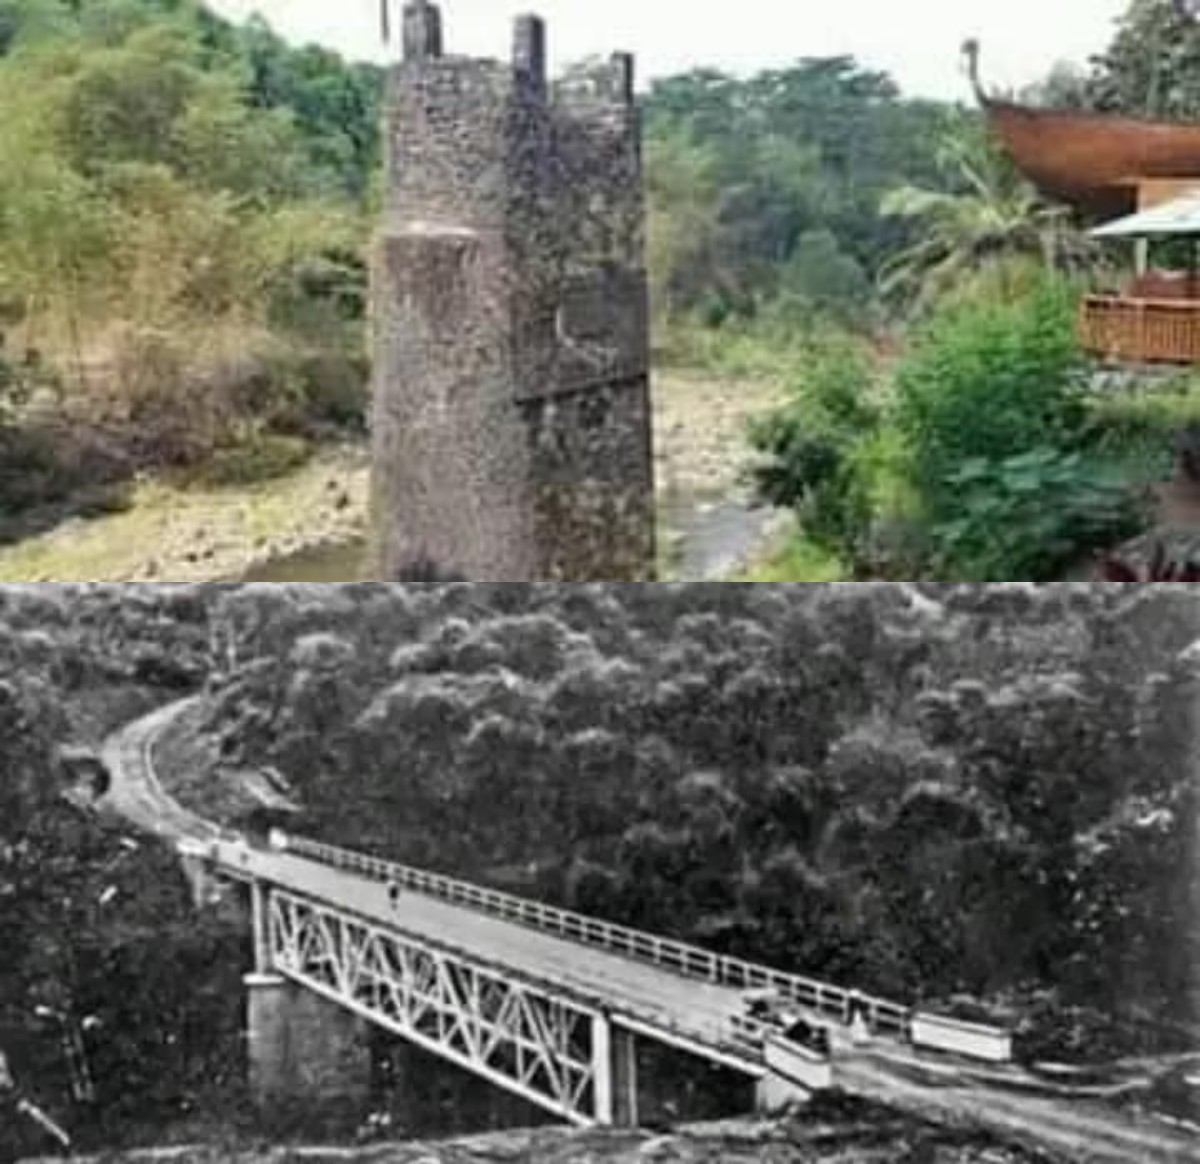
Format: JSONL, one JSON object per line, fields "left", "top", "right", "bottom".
{"left": 187, "top": 430, "right": 313, "bottom": 488}
{"left": 747, "top": 339, "right": 879, "bottom": 555}
{"left": 843, "top": 425, "right": 933, "bottom": 576}
{"left": 775, "top": 231, "right": 875, "bottom": 331}
{"left": 1083, "top": 378, "right": 1200, "bottom": 481}
{"left": 735, "top": 535, "right": 846, "bottom": 581}
{"left": 929, "top": 448, "right": 1147, "bottom": 580}
{"left": 895, "top": 276, "right": 1086, "bottom": 512}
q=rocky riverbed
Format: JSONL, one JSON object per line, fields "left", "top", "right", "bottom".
{"left": 0, "top": 373, "right": 791, "bottom": 582}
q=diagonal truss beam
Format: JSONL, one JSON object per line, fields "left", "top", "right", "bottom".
{"left": 268, "top": 889, "right": 604, "bottom": 1125}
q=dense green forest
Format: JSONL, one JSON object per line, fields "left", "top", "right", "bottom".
{"left": 644, "top": 62, "right": 958, "bottom": 336}
{"left": 0, "top": 0, "right": 378, "bottom": 515}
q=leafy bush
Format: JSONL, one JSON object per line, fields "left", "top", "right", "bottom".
{"left": 747, "top": 339, "right": 880, "bottom": 554}
{"left": 744, "top": 277, "right": 1158, "bottom": 580}
{"left": 930, "top": 448, "right": 1147, "bottom": 580}
{"left": 0, "top": 339, "right": 34, "bottom": 427}
{"left": 894, "top": 276, "right": 1086, "bottom": 512}
{"left": 187, "top": 430, "right": 312, "bottom": 488}
{"left": 735, "top": 535, "right": 846, "bottom": 581}
{"left": 1083, "top": 378, "right": 1200, "bottom": 481}
{"left": 777, "top": 229, "right": 875, "bottom": 330}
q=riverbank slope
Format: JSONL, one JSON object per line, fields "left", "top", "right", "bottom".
{"left": 0, "top": 374, "right": 788, "bottom": 582}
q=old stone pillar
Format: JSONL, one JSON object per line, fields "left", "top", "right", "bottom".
{"left": 513, "top": 15, "right": 547, "bottom": 96}
{"left": 244, "top": 973, "right": 372, "bottom": 1126}
{"left": 371, "top": 5, "right": 655, "bottom": 581}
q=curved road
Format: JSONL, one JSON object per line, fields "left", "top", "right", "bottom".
{"left": 100, "top": 697, "right": 224, "bottom": 842}
{"left": 101, "top": 700, "right": 1200, "bottom": 1162}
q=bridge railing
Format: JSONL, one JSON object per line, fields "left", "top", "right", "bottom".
{"left": 280, "top": 834, "right": 912, "bottom": 1038}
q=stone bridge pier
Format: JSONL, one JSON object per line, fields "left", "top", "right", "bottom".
{"left": 244, "top": 971, "right": 373, "bottom": 1126}
{"left": 594, "top": 1024, "right": 762, "bottom": 1128}
{"left": 242, "top": 881, "right": 373, "bottom": 1128}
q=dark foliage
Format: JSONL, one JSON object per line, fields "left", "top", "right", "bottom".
{"left": 175, "top": 584, "right": 1200, "bottom": 1058}
{"left": 1100, "top": 543, "right": 1200, "bottom": 581}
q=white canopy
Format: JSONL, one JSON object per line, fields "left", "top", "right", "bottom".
{"left": 1091, "top": 188, "right": 1200, "bottom": 239}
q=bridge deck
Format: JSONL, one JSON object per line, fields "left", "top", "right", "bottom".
{"left": 217, "top": 842, "right": 759, "bottom": 1069}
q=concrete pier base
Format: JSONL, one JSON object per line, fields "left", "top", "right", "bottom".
{"left": 612, "top": 1026, "right": 639, "bottom": 1127}
{"left": 244, "top": 972, "right": 372, "bottom": 1126}
{"left": 755, "top": 1072, "right": 810, "bottom": 1115}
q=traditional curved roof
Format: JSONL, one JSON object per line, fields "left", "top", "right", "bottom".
{"left": 964, "top": 40, "right": 1200, "bottom": 217}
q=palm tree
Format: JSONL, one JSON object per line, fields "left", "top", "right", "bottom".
{"left": 877, "top": 124, "right": 1090, "bottom": 314}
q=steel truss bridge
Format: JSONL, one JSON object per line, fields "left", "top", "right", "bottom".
{"left": 198, "top": 833, "right": 910, "bottom": 1127}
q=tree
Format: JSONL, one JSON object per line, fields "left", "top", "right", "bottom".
{"left": 779, "top": 229, "right": 873, "bottom": 326}
{"left": 644, "top": 130, "right": 725, "bottom": 320}
{"left": 1020, "top": 61, "right": 1092, "bottom": 109}
{"left": 1087, "top": 0, "right": 1200, "bottom": 119}
{"left": 878, "top": 123, "right": 1084, "bottom": 314}
{"left": 642, "top": 56, "right": 953, "bottom": 330}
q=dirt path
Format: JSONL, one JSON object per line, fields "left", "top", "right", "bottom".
{"left": 839, "top": 1054, "right": 1199, "bottom": 1163}
{"left": 99, "top": 697, "right": 220, "bottom": 843}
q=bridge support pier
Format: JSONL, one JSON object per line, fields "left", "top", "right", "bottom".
{"left": 755, "top": 1073, "right": 810, "bottom": 1115}
{"left": 244, "top": 972, "right": 372, "bottom": 1126}
{"left": 611, "top": 1026, "right": 639, "bottom": 1127}
{"left": 592, "top": 1019, "right": 640, "bottom": 1127}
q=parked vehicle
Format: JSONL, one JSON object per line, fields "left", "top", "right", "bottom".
{"left": 782, "top": 1017, "right": 832, "bottom": 1056}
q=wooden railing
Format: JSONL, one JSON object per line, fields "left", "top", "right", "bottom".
{"left": 1080, "top": 295, "right": 1200, "bottom": 364}
{"left": 276, "top": 833, "right": 913, "bottom": 1037}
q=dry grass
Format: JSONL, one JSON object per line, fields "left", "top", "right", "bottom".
{"left": 0, "top": 445, "right": 369, "bottom": 582}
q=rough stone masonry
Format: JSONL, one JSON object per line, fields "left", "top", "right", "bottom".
{"left": 370, "top": 0, "right": 656, "bottom": 580}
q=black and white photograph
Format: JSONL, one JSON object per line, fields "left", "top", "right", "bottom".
{"left": 0, "top": 583, "right": 1197, "bottom": 1163}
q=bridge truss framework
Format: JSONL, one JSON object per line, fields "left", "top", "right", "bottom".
{"left": 266, "top": 888, "right": 614, "bottom": 1125}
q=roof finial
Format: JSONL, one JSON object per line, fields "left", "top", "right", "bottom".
{"left": 961, "top": 38, "right": 988, "bottom": 106}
